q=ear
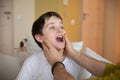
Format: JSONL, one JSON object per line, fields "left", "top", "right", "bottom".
{"left": 35, "top": 34, "right": 44, "bottom": 43}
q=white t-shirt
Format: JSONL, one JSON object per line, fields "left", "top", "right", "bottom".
{"left": 16, "top": 51, "right": 92, "bottom": 80}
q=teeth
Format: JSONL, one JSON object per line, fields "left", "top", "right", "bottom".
{"left": 57, "top": 36, "right": 63, "bottom": 38}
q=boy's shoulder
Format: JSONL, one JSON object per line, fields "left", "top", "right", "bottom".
{"left": 24, "top": 51, "right": 46, "bottom": 64}
{"left": 63, "top": 57, "right": 79, "bottom": 67}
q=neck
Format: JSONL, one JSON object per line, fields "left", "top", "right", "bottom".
{"left": 58, "top": 49, "right": 66, "bottom": 62}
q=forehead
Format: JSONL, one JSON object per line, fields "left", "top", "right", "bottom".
{"left": 45, "top": 16, "right": 62, "bottom": 25}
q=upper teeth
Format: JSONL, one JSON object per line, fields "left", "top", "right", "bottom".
{"left": 57, "top": 36, "right": 62, "bottom": 38}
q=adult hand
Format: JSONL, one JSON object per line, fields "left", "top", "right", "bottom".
{"left": 64, "top": 34, "right": 76, "bottom": 58}
{"left": 64, "top": 34, "right": 87, "bottom": 58}
{"left": 42, "top": 38, "right": 64, "bottom": 66}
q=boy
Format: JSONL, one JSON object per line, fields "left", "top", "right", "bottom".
{"left": 16, "top": 11, "right": 91, "bottom": 80}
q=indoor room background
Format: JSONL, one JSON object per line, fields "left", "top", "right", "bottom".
{"left": 0, "top": 0, "right": 120, "bottom": 64}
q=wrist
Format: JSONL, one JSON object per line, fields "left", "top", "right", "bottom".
{"left": 69, "top": 49, "right": 78, "bottom": 59}
{"left": 52, "top": 61, "right": 65, "bottom": 75}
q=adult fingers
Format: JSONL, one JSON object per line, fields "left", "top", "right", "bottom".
{"left": 43, "top": 38, "right": 54, "bottom": 49}
{"left": 64, "top": 34, "right": 70, "bottom": 43}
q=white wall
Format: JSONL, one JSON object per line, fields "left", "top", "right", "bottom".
{"left": 13, "top": 0, "right": 34, "bottom": 48}
{"left": 0, "top": 0, "right": 13, "bottom": 55}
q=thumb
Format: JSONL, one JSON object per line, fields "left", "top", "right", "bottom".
{"left": 65, "top": 34, "right": 70, "bottom": 43}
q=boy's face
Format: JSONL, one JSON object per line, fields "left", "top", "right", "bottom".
{"left": 42, "top": 16, "right": 66, "bottom": 50}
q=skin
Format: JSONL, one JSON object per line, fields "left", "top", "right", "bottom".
{"left": 42, "top": 34, "right": 107, "bottom": 80}
{"left": 35, "top": 15, "right": 106, "bottom": 80}
{"left": 42, "top": 37, "right": 75, "bottom": 80}
{"left": 42, "top": 16, "right": 66, "bottom": 50}
{"left": 53, "top": 63, "right": 74, "bottom": 80}
{"left": 64, "top": 35, "right": 106, "bottom": 77}
{"left": 35, "top": 16, "right": 74, "bottom": 80}
{"left": 35, "top": 16, "right": 66, "bottom": 65}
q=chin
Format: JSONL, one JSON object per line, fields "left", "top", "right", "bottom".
{"left": 56, "top": 46, "right": 65, "bottom": 50}
{"left": 53, "top": 42, "right": 65, "bottom": 50}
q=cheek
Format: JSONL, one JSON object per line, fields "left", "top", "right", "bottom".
{"left": 63, "top": 30, "right": 66, "bottom": 34}
{"left": 44, "top": 33, "right": 55, "bottom": 41}
{"left": 42, "top": 29, "right": 56, "bottom": 42}
{"left": 43, "top": 30, "right": 50, "bottom": 38}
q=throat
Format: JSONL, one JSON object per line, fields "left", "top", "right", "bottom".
{"left": 58, "top": 50, "right": 66, "bottom": 62}
{"left": 56, "top": 37, "right": 63, "bottom": 42}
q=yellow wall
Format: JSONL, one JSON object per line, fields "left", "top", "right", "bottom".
{"left": 35, "top": 0, "right": 80, "bottom": 41}
{"left": 35, "top": 0, "right": 58, "bottom": 19}
{"left": 57, "top": 0, "right": 80, "bottom": 41}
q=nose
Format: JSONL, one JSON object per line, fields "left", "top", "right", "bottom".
{"left": 56, "top": 27, "right": 63, "bottom": 32}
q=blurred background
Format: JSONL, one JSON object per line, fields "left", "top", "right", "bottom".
{"left": 0, "top": 0, "right": 120, "bottom": 63}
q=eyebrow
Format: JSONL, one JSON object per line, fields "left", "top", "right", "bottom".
{"left": 47, "top": 21, "right": 63, "bottom": 26}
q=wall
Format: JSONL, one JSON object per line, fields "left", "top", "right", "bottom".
{"left": 0, "top": 0, "right": 13, "bottom": 55}
{"left": 13, "top": 0, "right": 35, "bottom": 48}
{"left": 35, "top": 0, "right": 80, "bottom": 41}
{"left": 80, "top": 0, "right": 119, "bottom": 63}
{"left": 58, "top": 0, "right": 80, "bottom": 41}
{"left": 35, "top": 0, "right": 58, "bottom": 19}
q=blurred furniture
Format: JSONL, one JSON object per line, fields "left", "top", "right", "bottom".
{"left": 0, "top": 53, "right": 20, "bottom": 80}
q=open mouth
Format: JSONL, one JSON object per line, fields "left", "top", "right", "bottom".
{"left": 56, "top": 36, "right": 64, "bottom": 42}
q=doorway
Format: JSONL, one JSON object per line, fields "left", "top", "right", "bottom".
{"left": 80, "top": 0, "right": 104, "bottom": 56}
{"left": 0, "top": 0, "right": 13, "bottom": 55}
{"left": 80, "top": 0, "right": 117, "bottom": 62}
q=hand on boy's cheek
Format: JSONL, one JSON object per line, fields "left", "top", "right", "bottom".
{"left": 42, "top": 38, "right": 65, "bottom": 65}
